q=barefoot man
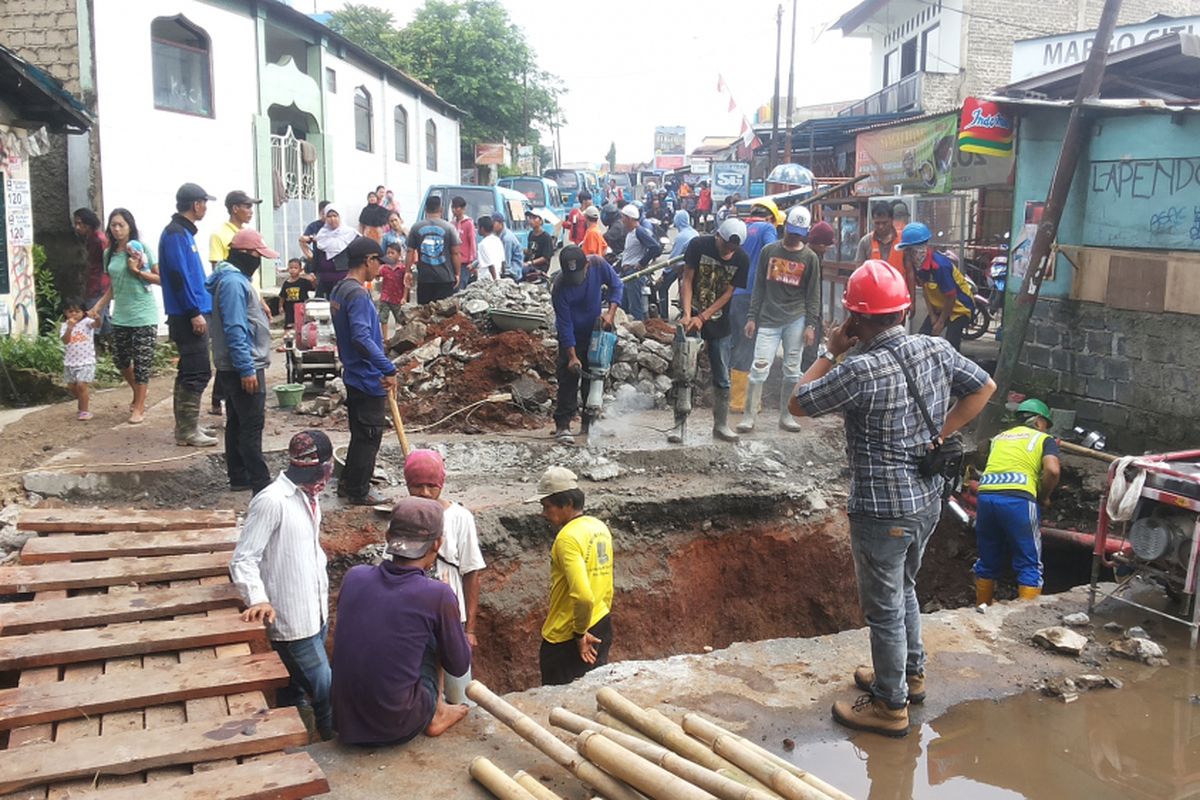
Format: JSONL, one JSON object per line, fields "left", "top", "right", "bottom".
{"left": 332, "top": 497, "right": 471, "bottom": 743}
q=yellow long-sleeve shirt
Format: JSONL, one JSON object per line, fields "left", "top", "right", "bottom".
{"left": 541, "top": 515, "right": 614, "bottom": 644}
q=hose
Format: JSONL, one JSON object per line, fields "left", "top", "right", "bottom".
{"left": 1105, "top": 456, "right": 1146, "bottom": 522}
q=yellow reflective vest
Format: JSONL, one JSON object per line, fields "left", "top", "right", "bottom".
{"left": 978, "top": 425, "right": 1052, "bottom": 499}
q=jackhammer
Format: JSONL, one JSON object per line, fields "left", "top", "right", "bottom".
{"left": 581, "top": 322, "right": 617, "bottom": 439}
{"left": 666, "top": 323, "right": 703, "bottom": 444}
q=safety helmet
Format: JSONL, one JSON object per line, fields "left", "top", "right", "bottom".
{"left": 896, "top": 222, "right": 932, "bottom": 249}
{"left": 843, "top": 260, "right": 912, "bottom": 315}
{"left": 1016, "top": 398, "right": 1053, "bottom": 424}
{"left": 751, "top": 198, "right": 785, "bottom": 226}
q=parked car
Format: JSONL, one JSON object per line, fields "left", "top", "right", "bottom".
{"left": 420, "top": 184, "right": 533, "bottom": 247}
{"left": 498, "top": 175, "right": 566, "bottom": 221}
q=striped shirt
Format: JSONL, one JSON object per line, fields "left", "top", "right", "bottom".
{"left": 230, "top": 472, "right": 328, "bottom": 642}
{"left": 793, "top": 326, "right": 989, "bottom": 519}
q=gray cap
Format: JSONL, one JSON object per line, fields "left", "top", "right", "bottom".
{"left": 716, "top": 218, "right": 748, "bottom": 245}
{"left": 526, "top": 466, "right": 579, "bottom": 502}
{"left": 385, "top": 497, "right": 445, "bottom": 559}
{"left": 176, "top": 182, "right": 216, "bottom": 203}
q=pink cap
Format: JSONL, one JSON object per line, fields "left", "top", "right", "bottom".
{"left": 404, "top": 449, "right": 446, "bottom": 488}
{"left": 230, "top": 228, "right": 279, "bottom": 258}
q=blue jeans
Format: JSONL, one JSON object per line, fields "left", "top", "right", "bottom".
{"left": 272, "top": 624, "right": 333, "bottom": 736}
{"left": 657, "top": 268, "right": 680, "bottom": 319}
{"left": 706, "top": 335, "right": 732, "bottom": 390}
{"left": 848, "top": 499, "right": 941, "bottom": 708}
{"left": 621, "top": 274, "right": 647, "bottom": 321}
{"left": 974, "top": 493, "right": 1043, "bottom": 588}
{"left": 727, "top": 293, "right": 754, "bottom": 372}
{"left": 749, "top": 316, "right": 806, "bottom": 384}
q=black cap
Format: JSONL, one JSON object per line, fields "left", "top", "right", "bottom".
{"left": 176, "top": 183, "right": 216, "bottom": 203}
{"left": 558, "top": 245, "right": 588, "bottom": 287}
{"left": 345, "top": 235, "right": 383, "bottom": 265}
{"left": 225, "top": 190, "right": 262, "bottom": 208}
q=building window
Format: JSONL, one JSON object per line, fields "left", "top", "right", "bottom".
{"left": 425, "top": 119, "right": 437, "bottom": 171}
{"left": 921, "top": 24, "right": 941, "bottom": 72}
{"left": 883, "top": 48, "right": 899, "bottom": 86}
{"left": 394, "top": 105, "right": 409, "bottom": 162}
{"left": 325, "top": 67, "right": 337, "bottom": 93}
{"left": 151, "top": 16, "right": 213, "bottom": 117}
{"left": 354, "top": 86, "right": 372, "bottom": 152}
{"left": 900, "top": 36, "right": 918, "bottom": 78}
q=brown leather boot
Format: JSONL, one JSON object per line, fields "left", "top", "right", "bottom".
{"left": 832, "top": 694, "right": 910, "bottom": 738}
{"left": 854, "top": 666, "right": 925, "bottom": 704}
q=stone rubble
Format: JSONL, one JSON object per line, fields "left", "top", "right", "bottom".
{"left": 1108, "top": 634, "right": 1169, "bottom": 666}
{"left": 1032, "top": 626, "right": 1089, "bottom": 656}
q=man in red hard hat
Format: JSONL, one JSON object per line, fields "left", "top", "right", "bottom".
{"left": 787, "top": 260, "right": 996, "bottom": 738}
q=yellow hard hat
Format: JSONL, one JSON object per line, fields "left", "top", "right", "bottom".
{"left": 751, "top": 197, "right": 784, "bottom": 226}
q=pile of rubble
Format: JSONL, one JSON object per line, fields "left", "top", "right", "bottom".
{"left": 457, "top": 280, "right": 555, "bottom": 323}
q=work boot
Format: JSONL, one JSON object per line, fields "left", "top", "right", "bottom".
{"left": 667, "top": 413, "right": 686, "bottom": 444}
{"left": 779, "top": 382, "right": 802, "bottom": 432}
{"left": 1017, "top": 585, "right": 1043, "bottom": 600}
{"left": 728, "top": 369, "right": 749, "bottom": 413}
{"left": 176, "top": 391, "right": 217, "bottom": 447}
{"left": 975, "top": 577, "right": 996, "bottom": 606}
{"left": 736, "top": 382, "right": 763, "bottom": 433}
{"left": 831, "top": 694, "right": 909, "bottom": 738}
{"left": 554, "top": 426, "right": 575, "bottom": 445}
{"left": 853, "top": 666, "right": 925, "bottom": 704}
{"left": 711, "top": 387, "right": 740, "bottom": 443}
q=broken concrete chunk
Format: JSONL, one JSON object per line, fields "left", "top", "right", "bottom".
{"left": 461, "top": 298, "right": 490, "bottom": 315}
{"left": 1109, "top": 635, "right": 1169, "bottom": 666}
{"left": 1127, "top": 626, "right": 1150, "bottom": 640}
{"left": 387, "top": 320, "right": 428, "bottom": 355}
{"left": 580, "top": 460, "right": 620, "bottom": 481}
{"left": 635, "top": 350, "right": 669, "bottom": 374}
{"left": 1032, "top": 626, "right": 1089, "bottom": 656}
{"left": 408, "top": 338, "right": 443, "bottom": 364}
{"left": 609, "top": 362, "right": 635, "bottom": 383}
{"left": 1062, "top": 612, "right": 1090, "bottom": 628}
{"left": 623, "top": 320, "right": 647, "bottom": 340}
{"left": 1102, "top": 621, "right": 1124, "bottom": 634}
{"left": 1074, "top": 674, "right": 1123, "bottom": 690}
{"left": 1040, "top": 677, "right": 1079, "bottom": 702}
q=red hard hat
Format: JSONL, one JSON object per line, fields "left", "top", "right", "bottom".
{"left": 843, "top": 260, "right": 912, "bottom": 315}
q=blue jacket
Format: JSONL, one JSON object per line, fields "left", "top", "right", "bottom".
{"left": 734, "top": 219, "right": 779, "bottom": 297}
{"left": 499, "top": 227, "right": 524, "bottom": 279}
{"left": 552, "top": 256, "right": 624, "bottom": 349}
{"left": 206, "top": 263, "right": 271, "bottom": 377}
{"left": 159, "top": 213, "right": 211, "bottom": 317}
{"left": 670, "top": 211, "right": 698, "bottom": 259}
{"left": 330, "top": 277, "right": 396, "bottom": 396}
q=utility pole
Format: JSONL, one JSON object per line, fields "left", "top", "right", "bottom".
{"left": 783, "top": 0, "right": 797, "bottom": 167}
{"left": 979, "top": 0, "right": 1123, "bottom": 439}
{"left": 769, "top": 4, "right": 782, "bottom": 172}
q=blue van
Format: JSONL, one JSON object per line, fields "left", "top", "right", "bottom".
{"left": 498, "top": 175, "right": 566, "bottom": 220}
{"left": 420, "top": 184, "right": 533, "bottom": 248}
{"left": 543, "top": 169, "right": 597, "bottom": 209}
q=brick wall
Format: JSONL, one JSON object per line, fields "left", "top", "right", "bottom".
{"left": 1017, "top": 298, "right": 1198, "bottom": 451}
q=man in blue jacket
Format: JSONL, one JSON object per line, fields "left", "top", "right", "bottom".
{"left": 492, "top": 212, "right": 524, "bottom": 281}
{"left": 208, "top": 229, "right": 278, "bottom": 494}
{"left": 160, "top": 182, "right": 217, "bottom": 447}
{"left": 617, "top": 204, "right": 663, "bottom": 321}
{"left": 331, "top": 236, "right": 397, "bottom": 506}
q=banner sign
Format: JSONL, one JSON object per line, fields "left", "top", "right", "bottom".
{"left": 959, "top": 98, "right": 1014, "bottom": 157}
{"left": 712, "top": 161, "right": 750, "bottom": 202}
{"left": 474, "top": 143, "right": 506, "bottom": 166}
{"left": 654, "top": 155, "right": 685, "bottom": 170}
{"left": 1011, "top": 16, "right": 1200, "bottom": 81}
{"left": 856, "top": 113, "right": 1012, "bottom": 195}
{"left": 654, "top": 126, "right": 686, "bottom": 156}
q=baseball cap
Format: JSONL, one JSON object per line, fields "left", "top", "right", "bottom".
{"left": 491, "top": 209, "right": 506, "bottom": 224}
{"left": 526, "top": 465, "right": 579, "bottom": 502}
{"left": 620, "top": 204, "right": 640, "bottom": 220}
{"left": 557, "top": 246, "right": 588, "bottom": 287}
{"left": 225, "top": 190, "right": 262, "bottom": 209}
{"left": 345, "top": 236, "right": 383, "bottom": 264}
{"left": 785, "top": 206, "right": 812, "bottom": 237}
{"left": 176, "top": 183, "right": 215, "bottom": 203}
{"left": 284, "top": 429, "right": 333, "bottom": 484}
{"left": 808, "top": 220, "right": 836, "bottom": 247}
{"left": 584, "top": 205, "right": 600, "bottom": 220}
{"left": 385, "top": 497, "right": 445, "bottom": 559}
{"left": 230, "top": 228, "right": 280, "bottom": 258}
{"left": 716, "top": 218, "right": 747, "bottom": 245}
{"left": 526, "top": 209, "right": 544, "bottom": 222}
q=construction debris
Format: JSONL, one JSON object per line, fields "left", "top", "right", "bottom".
{"left": 1061, "top": 612, "right": 1090, "bottom": 627}
{"left": 1039, "top": 673, "right": 1122, "bottom": 703}
{"left": 1032, "top": 626, "right": 1089, "bottom": 656}
{"left": 1109, "top": 634, "right": 1169, "bottom": 666}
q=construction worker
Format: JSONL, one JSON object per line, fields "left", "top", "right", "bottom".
{"left": 895, "top": 222, "right": 975, "bottom": 352}
{"left": 974, "top": 399, "right": 1061, "bottom": 603}
{"left": 727, "top": 198, "right": 781, "bottom": 413}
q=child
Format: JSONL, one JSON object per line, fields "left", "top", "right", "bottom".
{"left": 60, "top": 299, "right": 97, "bottom": 420}
{"left": 279, "top": 257, "right": 316, "bottom": 330}
{"left": 376, "top": 242, "right": 408, "bottom": 339}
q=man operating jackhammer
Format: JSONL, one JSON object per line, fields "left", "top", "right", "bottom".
{"left": 788, "top": 260, "right": 995, "bottom": 737}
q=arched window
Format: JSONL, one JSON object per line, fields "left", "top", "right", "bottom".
{"left": 151, "top": 16, "right": 213, "bottom": 116}
{"left": 394, "top": 105, "right": 409, "bottom": 163}
{"left": 425, "top": 119, "right": 437, "bottom": 171}
{"left": 354, "top": 87, "right": 373, "bottom": 152}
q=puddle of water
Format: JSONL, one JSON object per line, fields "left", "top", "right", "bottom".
{"left": 785, "top": 649, "right": 1200, "bottom": 799}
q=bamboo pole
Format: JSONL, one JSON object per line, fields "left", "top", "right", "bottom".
{"left": 387, "top": 387, "right": 412, "bottom": 457}
{"left": 577, "top": 731, "right": 718, "bottom": 800}
{"left": 513, "top": 771, "right": 566, "bottom": 800}
{"left": 470, "top": 757, "right": 540, "bottom": 800}
{"left": 596, "top": 688, "right": 743, "bottom": 777}
{"left": 682, "top": 715, "right": 849, "bottom": 800}
{"left": 467, "top": 681, "right": 644, "bottom": 800}
{"left": 595, "top": 710, "right": 648, "bottom": 739}
{"left": 551, "top": 709, "right": 783, "bottom": 800}
{"left": 707, "top": 735, "right": 831, "bottom": 800}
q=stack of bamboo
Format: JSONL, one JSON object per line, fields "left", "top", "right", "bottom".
{"left": 465, "top": 681, "right": 854, "bottom": 800}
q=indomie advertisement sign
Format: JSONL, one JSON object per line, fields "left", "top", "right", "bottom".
{"left": 1011, "top": 16, "right": 1200, "bottom": 82}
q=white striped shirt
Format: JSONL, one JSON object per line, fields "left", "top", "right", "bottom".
{"left": 230, "top": 472, "right": 328, "bottom": 642}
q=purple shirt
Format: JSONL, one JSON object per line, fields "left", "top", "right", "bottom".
{"left": 332, "top": 561, "right": 471, "bottom": 745}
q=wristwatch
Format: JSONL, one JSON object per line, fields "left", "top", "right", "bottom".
{"left": 818, "top": 346, "right": 838, "bottom": 364}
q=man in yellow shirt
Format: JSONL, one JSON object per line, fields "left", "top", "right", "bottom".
{"left": 209, "top": 190, "right": 261, "bottom": 265}
{"left": 530, "top": 466, "right": 614, "bottom": 686}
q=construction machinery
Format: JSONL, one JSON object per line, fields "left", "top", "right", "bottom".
{"left": 285, "top": 299, "right": 340, "bottom": 386}
{"left": 666, "top": 324, "right": 703, "bottom": 444}
{"left": 582, "top": 323, "right": 617, "bottom": 437}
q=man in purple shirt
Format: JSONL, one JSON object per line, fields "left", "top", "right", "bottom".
{"left": 332, "top": 497, "right": 472, "bottom": 745}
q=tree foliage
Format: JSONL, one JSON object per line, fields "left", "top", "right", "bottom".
{"left": 329, "top": 1, "right": 563, "bottom": 151}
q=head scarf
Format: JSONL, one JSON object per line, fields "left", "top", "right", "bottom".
{"left": 403, "top": 449, "right": 446, "bottom": 488}
{"left": 315, "top": 204, "right": 358, "bottom": 259}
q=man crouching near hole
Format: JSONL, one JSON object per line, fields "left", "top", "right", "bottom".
{"left": 332, "top": 497, "right": 471, "bottom": 744}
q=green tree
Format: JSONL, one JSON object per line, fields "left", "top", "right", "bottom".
{"left": 606, "top": 142, "right": 617, "bottom": 173}
{"left": 326, "top": 4, "right": 402, "bottom": 63}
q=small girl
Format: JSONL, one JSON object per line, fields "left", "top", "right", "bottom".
{"left": 60, "top": 299, "right": 97, "bottom": 420}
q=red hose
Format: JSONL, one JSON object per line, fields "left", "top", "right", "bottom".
{"left": 1041, "top": 526, "right": 1131, "bottom": 556}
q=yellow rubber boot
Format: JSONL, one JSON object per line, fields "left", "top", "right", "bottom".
{"left": 975, "top": 578, "right": 995, "bottom": 606}
{"left": 1017, "top": 585, "right": 1042, "bottom": 600}
{"left": 729, "top": 369, "right": 749, "bottom": 413}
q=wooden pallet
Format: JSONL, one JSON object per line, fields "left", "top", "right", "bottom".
{"left": 0, "top": 508, "right": 330, "bottom": 800}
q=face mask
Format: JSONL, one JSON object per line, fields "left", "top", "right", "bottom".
{"left": 229, "top": 249, "right": 262, "bottom": 278}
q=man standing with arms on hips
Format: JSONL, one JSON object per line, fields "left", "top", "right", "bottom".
{"left": 789, "top": 260, "right": 995, "bottom": 737}
{"left": 531, "top": 466, "right": 615, "bottom": 686}
{"left": 406, "top": 195, "right": 461, "bottom": 304}
{"left": 160, "top": 183, "right": 217, "bottom": 448}
{"left": 331, "top": 237, "right": 396, "bottom": 506}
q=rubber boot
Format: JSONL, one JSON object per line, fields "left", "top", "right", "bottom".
{"left": 176, "top": 391, "right": 217, "bottom": 447}
{"left": 172, "top": 383, "right": 188, "bottom": 444}
{"left": 712, "top": 387, "right": 740, "bottom": 443}
{"left": 736, "top": 382, "right": 763, "bottom": 433}
{"left": 728, "top": 369, "right": 749, "bottom": 413}
{"left": 975, "top": 577, "right": 996, "bottom": 606}
{"left": 667, "top": 412, "right": 686, "bottom": 444}
{"left": 1017, "top": 585, "right": 1042, "bottom": 600}
{"left": 779, "top": 382, "right": 802, "bottom": 432}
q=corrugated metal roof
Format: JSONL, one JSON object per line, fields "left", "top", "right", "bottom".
{"left": 0, "top": 43, "right": 92, "bottom": 133}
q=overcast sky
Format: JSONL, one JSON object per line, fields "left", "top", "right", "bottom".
{"left": 313, "top": 0, "right": 873, "bottom": 166}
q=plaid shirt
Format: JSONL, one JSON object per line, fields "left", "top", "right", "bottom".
{"left": 794, "top": 326, "right": 989, "bottom": 519}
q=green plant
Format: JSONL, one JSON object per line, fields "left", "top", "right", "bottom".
{"left": 0, "top": 334, "right": 178, "bottom": 388}
{"left": 32, "top": 244, "right": 59, "bottom": 337}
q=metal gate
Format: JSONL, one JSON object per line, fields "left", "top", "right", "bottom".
{"left": 269, "top": 126, "right": 317, "bottom": 272}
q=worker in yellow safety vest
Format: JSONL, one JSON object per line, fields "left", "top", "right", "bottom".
{"left": 974, "top": 399, "right": 1061, "bottom": 603}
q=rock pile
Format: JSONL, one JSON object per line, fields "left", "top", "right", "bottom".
{"left": 457, "top": 280, "right": 555, "bottom": 323}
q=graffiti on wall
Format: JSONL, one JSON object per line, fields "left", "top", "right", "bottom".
{"left": 1083, "top": 157, "right": 1200, "bottom": 251}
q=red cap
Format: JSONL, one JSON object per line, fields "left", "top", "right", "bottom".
{"left": 843, "top": 260, "right": 912, "bottom": 315}
{"left": 808, "top": 221, "right": 835, "bottom": 247}
{"left": 230, "top": 228, "right": 279, "bottom": 259}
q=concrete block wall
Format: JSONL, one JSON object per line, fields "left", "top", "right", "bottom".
{"left": 1016, "top": 298, "right": 1198, "bottom": 452}
{"left": 0, "top": 0, "right": 82, "bottom": 93}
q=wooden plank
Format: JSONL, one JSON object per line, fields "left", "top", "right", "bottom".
{"left": 58, "top": 752, "right": 329, "bottom": 800}
{"left": 0, "top": 708, "right": 309, "bottom": 794}
{"left": 0, "top": 652, "right": 289, "bottom": 730}
{"left": 0, "top": 611, "right": 264, "bottom": 671}
{"left": 17, "top": 509, "right": 236, "bottom": 533}
{"left": 0, "top": 552, "right": 230, "bottom": 594}
{"left": 0, "top": 582, "right": 242, "bottom": 635}
{"left": 19, "top": 528, "right": 239, "bottom": 563}
{"left": 92, "top": 585, "right": 147, "bottom": 792}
